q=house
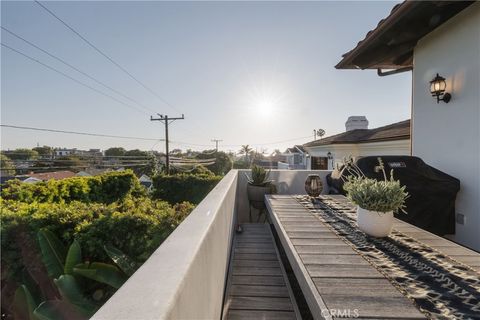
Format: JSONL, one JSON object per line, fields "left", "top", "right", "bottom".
{"left": 278, "top": 145, "right": 308, "bottom": 169}
{"left": 336, "top": 1, "right": 479, "bottom": 251}
{"left": 303, "top": 117, "right": 410, "bottom": 170}
{"left": 26, "top": 170, "right": 76, "bottom": 181}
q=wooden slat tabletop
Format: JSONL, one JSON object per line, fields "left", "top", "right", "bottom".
{"left": 266, "top": 195, "right": 431, "bottom": 320}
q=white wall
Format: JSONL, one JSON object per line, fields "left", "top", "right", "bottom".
{"left": 305, "top": 139, "right": 411, "bottom": 170}
{"left": 236, "top": 169, "right": 331, "bottom": 223}
{"left": 412, "top": 3, "right": 480, "bottom": 251}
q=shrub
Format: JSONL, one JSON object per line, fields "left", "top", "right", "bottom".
{"left": 152, "top": 173, "right": 222, "bottom": 204}
{"left": 1, "top": 170, "right": 144, "bottom": 204}
{"left": 0, "top": 197, "right": 195, "bottom": 282}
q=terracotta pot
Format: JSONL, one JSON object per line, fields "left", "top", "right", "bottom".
{"left": 357, "top": 206, "right": 393, "bottom": 237}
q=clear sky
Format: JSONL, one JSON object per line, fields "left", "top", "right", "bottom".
{"left": 1, "top": 0, "right": 411, "bottom": 153}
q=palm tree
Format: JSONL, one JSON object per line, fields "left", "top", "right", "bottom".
{"left": 239, "top": 145, "right": 253, "bottom": 163}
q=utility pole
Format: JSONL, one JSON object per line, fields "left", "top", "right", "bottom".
{"left": 211, "top": 139, "right": 223, "bottom": 152}
{"left": 150, "top": 113, "right": 184, "bottom": 174}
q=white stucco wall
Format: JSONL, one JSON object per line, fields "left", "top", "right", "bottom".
{"left": 305, "top": 139, "right": 411, "bottom": 170}
{"left": 412, "top": 3, "right": 480, "bottom": 251}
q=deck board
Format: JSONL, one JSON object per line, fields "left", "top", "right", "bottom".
{"left": 223, "top": 224, "right": 300, "bottom": 320}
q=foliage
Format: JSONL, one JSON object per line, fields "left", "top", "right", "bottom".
{"left": 32, "top": 146, "right": 53, "bottom": 157}
{"left": 2, "top": 148, "right": 39, "bottom": 160}
{"left": 233, "top": 160, "right": 250, "bottom": 169}
{"left": 196, "top": 151, "right": 232, "bottom": 176}
{"left": 1, "top": 153, "right": 16, "bottom": 176}
{"left": 104, "top": 147, "right": 126, "bottom": 157}
{"left": 152, "top": 173, "right": 222, "bottom": 204}
{"left": 11, "top": 231, "right": 140, "bottom": 320}
{"left": 239, "top": 145, "right": 253, "bottom": 163}
{"left": 343, "top": 157, "right": 408, "bottom": 213}
{"left": 1, "top": 197, "right": 194, "bottom": 284}
{"left": 1, "top": 170, "right": 144, "bottom": 204}
{"left": 245, "top": 164, "right": 273, "bottom": 187}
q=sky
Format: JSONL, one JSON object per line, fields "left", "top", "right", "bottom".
{"left": 1, "top": 0, "right": 411, "bottom": 153}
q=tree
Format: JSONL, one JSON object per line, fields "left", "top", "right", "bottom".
{"left": 196, "top": 151, "right": 232, "bottom": 176}
{"left": 239, "top": 145, "right": 253, "bottom": 163}
{"left": 124, "top": 149, "right": 148, "bottom": 157}
{"left": 0, "top": 154, "right": 15, "bottom": 176}
{"left": 33, "top": 146, "right": 53, "bottom": 158}
{"left": 105, "top": 147, "right": 126, "bottom": 157}
{"left": 3, "top": 148, "right": 39, "bottom": 160}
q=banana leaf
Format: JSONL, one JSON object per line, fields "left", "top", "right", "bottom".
{"left": 37, "top": 229, "right": 66, "bottom": 278}
{"left": 64, "top": 240, "right": 82, "bottom": 275}
{"left": 104, "top": 245, "right": 137, "bottom": 276}
{"left": 33, "top": 300, "right": 92, "bottom": 320}
{"left": 13, "top": 285, "right": 37, "bottom": 320}
{"left": 53, "top": 275, "right": 97, "bottom": 316}
{"left": 73, "top": 262, "right": 127, "bottom": 289}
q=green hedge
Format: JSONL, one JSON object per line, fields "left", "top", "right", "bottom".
{"left": 1, "top": 170, "right": 144, "bottom": 204}
{"left": 1, "top": 197, "right": 194, "bottom": 282}
{"left": 152, "top": 173, "right": 222, "bottom": 204}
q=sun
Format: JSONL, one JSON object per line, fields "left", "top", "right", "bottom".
{"left": 256, "top": 96, "right": 275, "bottom": 117}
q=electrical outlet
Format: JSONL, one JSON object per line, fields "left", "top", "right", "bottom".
{"left": 456, "top": 213, "right": 465, "bottom": 225}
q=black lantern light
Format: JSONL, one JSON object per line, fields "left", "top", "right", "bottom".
{"left": 305, "top": 174, "right": 323, "bottom": 198}
{"left": 327, "top": 152, "right": 333, "bottom": 160}
{"left": 430, "top": 73, "right": 451, "bottom": 103}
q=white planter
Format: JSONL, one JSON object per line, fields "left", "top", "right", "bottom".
{"left": 357, "top": 206, "right": 394, "bottom": 237}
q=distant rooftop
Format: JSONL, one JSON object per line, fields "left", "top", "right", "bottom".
{"left": 28, "top": 170, "right": 76, "bottom": 181}
{"left": 336, "top": 1, "right": 474, "bottom": 70}
{"left": 304, "top": 119, "right": 410, "bottom": 147}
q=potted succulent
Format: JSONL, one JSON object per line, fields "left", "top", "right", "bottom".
{"left": 245, "top": 165, "right": 276, "bottom": 222}
{"left": 343, "top": 157, "right": 408, "bottom": 237}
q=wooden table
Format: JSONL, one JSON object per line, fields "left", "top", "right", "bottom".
{"left": 266, "top": 195, "right": 480, "bottom": 320}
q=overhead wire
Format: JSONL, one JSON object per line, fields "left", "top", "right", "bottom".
{"left": 0, "top": 124, "right": 163, "bottom": 141}
{"left": 1, "top": 26, "right": 156, "bottom": 114}
{"left": 34, "top": 0, "right": 180, "bottom": 114}
{"left": 1, "top": 43, "right": 149, "bottom": 115}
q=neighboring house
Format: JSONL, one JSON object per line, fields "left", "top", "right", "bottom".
{"left": 76, "top": 171, "right": 92, "bottom": 177}
{"left": 279, "top": 145, "right": 308, "bottom": 170}
{"left": 336, "top": 1, "right": 479, "bottom": 250}
{"left": 304, "top": 117, "right": 410, "bottom": 170}
{"left": 26, "top": 170, "right": 76, "bottom": 181}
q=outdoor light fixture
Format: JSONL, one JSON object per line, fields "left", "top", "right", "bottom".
{"left": 327, "top": 152, "right": 333, "bottom": 160}
{"left": 430, "top": 73, "right": 451, "bottom": 103}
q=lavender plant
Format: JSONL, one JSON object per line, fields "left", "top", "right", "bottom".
{"left": 342, "top": 157, "right": 408, "bottom": 213}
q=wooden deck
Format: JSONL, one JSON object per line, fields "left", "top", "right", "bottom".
{"left": 266, "top": 195, "right": 427, "bottom": 320}
{"left": 222, "top": 224, "right": 301, "bottom": 320}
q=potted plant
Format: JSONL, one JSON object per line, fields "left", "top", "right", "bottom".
{"left": 245, "top": 165, "right": 276, "bottom": 222}
{"left": 343, "top": 157, "right": 408, "bottom": 237}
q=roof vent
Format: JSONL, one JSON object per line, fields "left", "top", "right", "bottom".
{"left": 345, "top": 116, "right": 369, "bottom": 131}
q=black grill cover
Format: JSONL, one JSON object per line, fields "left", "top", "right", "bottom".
{"left": 327, "top": 156, "right": 460, "bottom": 236}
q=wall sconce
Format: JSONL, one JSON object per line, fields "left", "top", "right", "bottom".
{"left": 430, "top": 73, "right": 451, "bottom": 103}
{"left": 327, "top": 152, "right": 333, "bottom": 160}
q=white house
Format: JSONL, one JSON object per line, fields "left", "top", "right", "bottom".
{"left": 304, "top": 117, "right": 411, "bottom": 170}
{"left": 279, "top": 145, "right": 308, "bottom": 169}
{"left": 336, "top": 1, "right": 479, "bottom": 251}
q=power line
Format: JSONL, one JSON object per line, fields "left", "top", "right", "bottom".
{"left": 34, "top": 0, "right": 180, "bottom": 114}
{"left": 1, "top": 124, "right": 163, "bottom": 141}
{"left": 150, "top": 114, "right": 185, "bottom": 174}
{"left": 1, "top": 26, "right": 156, "bottom": 114}
{"left": 1, "top": 43, "right": 148, "bottom": 115}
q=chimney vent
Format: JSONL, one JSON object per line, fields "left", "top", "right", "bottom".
{"left": 345, "top": 116, "right": 369, "bottom": 132}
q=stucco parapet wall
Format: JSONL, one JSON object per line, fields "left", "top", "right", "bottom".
{"left": 92, "top": 170, "right": 238, "bottom": 320}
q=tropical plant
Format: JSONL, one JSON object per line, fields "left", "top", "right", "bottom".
{"left": 12, "top": 230, "right": 137, "bottom": 320}
{"left": 245, "top": 165, "right": 273, "bottom": 187}
{"left": 343, "top": 157, "right": 408, "bottom": 213}
{"left": 239, "top": 145, "right": 253, "bottom": 163}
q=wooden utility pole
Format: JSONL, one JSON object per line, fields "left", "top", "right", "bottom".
{"left": 150, "top": 114, "right": 184, "bottom": 174}
{"left": 211, "top": 139, "right": 223, "bottom": 152}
